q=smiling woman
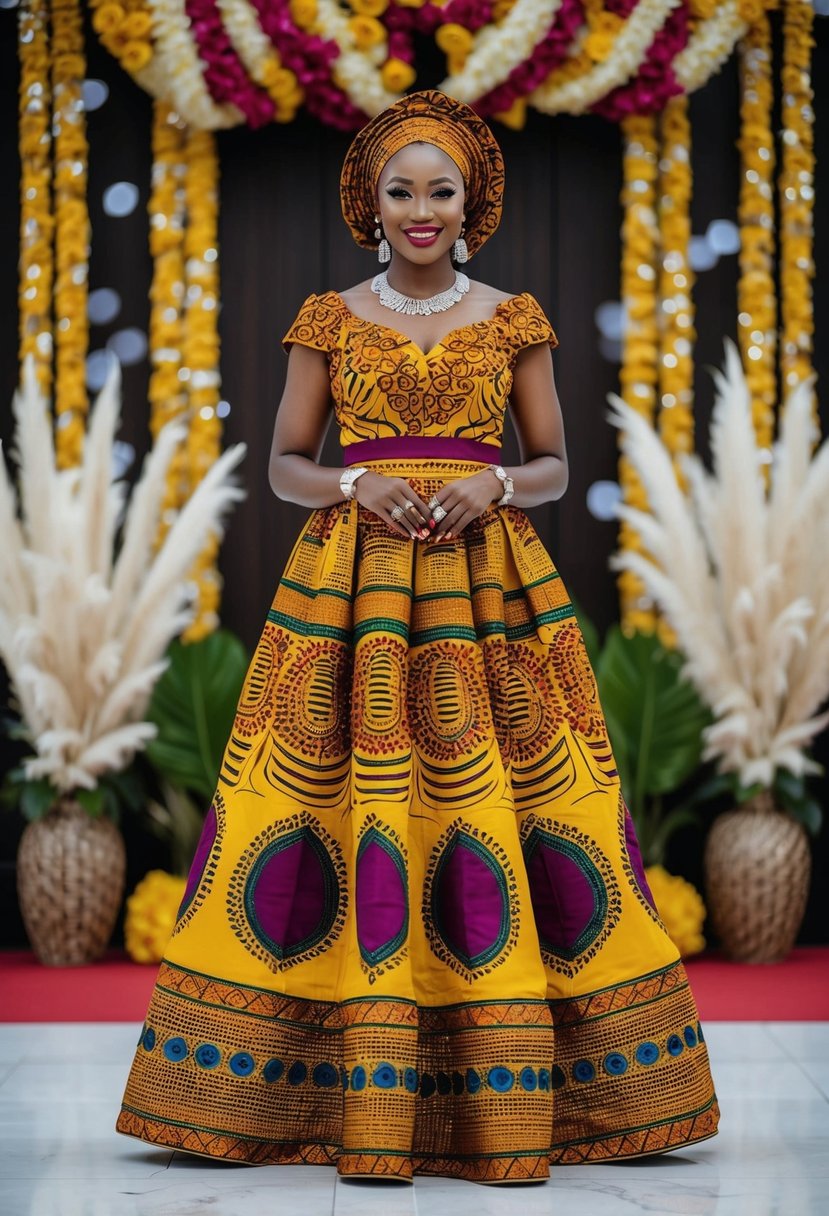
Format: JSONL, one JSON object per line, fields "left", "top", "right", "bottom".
{"left": 115, "top": 88, "right": 719, "bottom": 1185}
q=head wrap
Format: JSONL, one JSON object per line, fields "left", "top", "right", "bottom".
{"left": 340, "top": 90, "right": 505, "bottom": 259}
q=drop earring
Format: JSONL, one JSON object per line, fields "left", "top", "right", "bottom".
{"left": 452, "top": 223, "right": 468, "bottom": 264}
{"left": 374, "top": 216, "right": 391, "bottom": 264}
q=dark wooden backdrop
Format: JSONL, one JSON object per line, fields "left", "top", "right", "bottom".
{"left": 1, "top": 12, "right": 827, "bottom": 946}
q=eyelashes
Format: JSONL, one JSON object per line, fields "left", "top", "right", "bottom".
{"left": 385, "top": 187, "right": 457, "bottom": 200}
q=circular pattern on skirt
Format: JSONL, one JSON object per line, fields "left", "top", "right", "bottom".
{"left": 272, "top": 639, "right": 351, "bottom": 760}
{"left": 408, "top": 640, "right": 493, "bottom": 761}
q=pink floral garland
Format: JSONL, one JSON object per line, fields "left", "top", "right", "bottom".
{"left": 593, "top": 0, "right": 689, "bottom": 120}
{"left": 248, "top": 0, "right": 366, "bottom": 130}
{"left": 186, "top": 0, "right": 276, "bottom": 126}
{"left": 475, "top": 0, "right": 584, "bottom": 118}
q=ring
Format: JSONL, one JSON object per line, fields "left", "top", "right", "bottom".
{"left": 390, "top": 505, "right": 405, "bottom": 521}
{"left": 432, "top": 504, "right": 447, "bottom": 523}
{"left": 403, "top": 500, "right": 417, "bottom": 513}
{"left": 428, "top": 495, "right": 441, "bottom": 511}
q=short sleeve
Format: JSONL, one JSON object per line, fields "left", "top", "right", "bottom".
{"left": 281, "top": 292, "right": 342, "bottom": 355}
{"left": 500, "top": 292, "right": 559, "bottom": 360}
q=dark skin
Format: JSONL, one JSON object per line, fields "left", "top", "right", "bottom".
{"left": 270, "top": 143, "right": 568, "bottom": 539}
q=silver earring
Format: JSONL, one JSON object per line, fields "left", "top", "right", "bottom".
{"left": 452, "top": 233, "right": 468, "bottom": 264}
{"left": 374, "top": 216, "right": 390, "bottom": 263}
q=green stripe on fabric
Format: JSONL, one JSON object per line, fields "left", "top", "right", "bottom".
{"left": 267, "top": 610, "right": 351, "bottom": 643}
{"left": 552, "top": 1097, "right": 718, "bottom": 1147}
{"left": 353, "top": 617, "right": 410, "bottom": 643}
{"left": 410, "top": 625, "right": 478, "bottom": 646}
{"left": 356, "top": 583, "right": 414, "bottom": 599}
{"left": 279, "top": 578, "right": 352, "bottom": 602}
{"left": 301, "top": 536, "right": 323, "bottom": 547}
{"left": 414, "top": 590, "right": 472, "bottom": 603}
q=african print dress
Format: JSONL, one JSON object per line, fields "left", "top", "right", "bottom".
{"left": 116, "top": 290, "right": 719, "bottom": 1184}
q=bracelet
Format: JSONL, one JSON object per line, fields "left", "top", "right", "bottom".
{"left": 487, "top": 464, "right": 514, "bottom": 506}
{"left": 340, "top": 466, "right": 368, "bottom": 500}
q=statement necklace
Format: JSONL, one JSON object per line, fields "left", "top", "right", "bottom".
{"left": 371, "top": 270, "right": 470, "bottom": 315}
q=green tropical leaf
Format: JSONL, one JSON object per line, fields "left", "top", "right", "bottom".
{"left": 596, "top": 627, "right": 712, "bottom": 816}
{"left": 145, "top": 630, "right": 249, "bottom": 802}
{"left": 18, "top": 778, "right": 58, "bottom": 822}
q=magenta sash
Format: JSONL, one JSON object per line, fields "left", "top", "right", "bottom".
{"left": 342, "top": 436, "right": 501, "bottom": 465}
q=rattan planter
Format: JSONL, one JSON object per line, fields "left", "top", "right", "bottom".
{"left": 703, "top": 789, "right": 811, "bottom": 963}
{"left": 16, "top": 796, "right": 127, "bottom": 966}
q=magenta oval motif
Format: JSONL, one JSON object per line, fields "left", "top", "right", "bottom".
{"left": 432, "top": 832, "right": 509, "bottom": 969}
{"left": 246, "top": 826, "right": 339, "bottom": 961}
{"left": 356, "top": 827, "right": 408, "bottom": 966}
{"left": 178, "top": 802, "right": 218, "bottom": 917}
{"left": 523, "top": 827, "right": 608, "bottom": 960}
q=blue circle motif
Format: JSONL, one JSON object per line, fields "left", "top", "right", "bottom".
{"left": 420, "top": 1073, "right": 437, "bottom": 1098}
{"left": 264, "top": 1058, "right": 285, "bottom": 1084}
{"left": 404, "top": 1067, "right": 418, "bottom": 1093}
{"left": 550, "top": 1065, "right": 566, "bottom": 1090}
{"left": 488, "top": 1066, "right": 514, "bottom": 1093}
{"left": 340, "top": 1066, "right": 349, "bottom": 1090}
{"left": 372, "top": 1063, "right": 397, "bottom": 1089}
{"left": 519, "top": 1067, "right": 538, "bottom": 1092}
{"left": 194, "top": 1043, "right": 221, "bottom": 1070}
{"left": 230, "top": 1052, "right": 255, "bottom": 1076}
{"left": 313, "top": 1062, "right": 338, "bottom": 1088}
{"left": 572, "top": 1059, "right": 595, "bottom": 1083}
{"left": 350, "top": 1065, "right": 367, "bottom": 1092}
{"left": 466, "top": 1068, "right": 482, "bottom": 1094}
{"left": 288, "top": 1060, "right": 308, "bottom": 1085}
{"left": 603, "top": 1052, "right": 628, "bottom": 1076}
{"left": 667, "top": 1034, "right": 684, "bottom": 1057}
{"left": 142, "top": 1027, "right": 156, "bottom": 1052}
{"left": 635, "top": 1041, "right": 660, "bottom": 1066}
{"left": 163, "top": 1037, "right": 188, "bottom": 1062}
{"left": 137, "top": 1022, "right": 146, "bottom": 1048}
{"left": 538, "top": 1068, "right": 551, "bottom": 1091}
{"left": 683, "top": 1025, "right": 698, "bottom": 1048}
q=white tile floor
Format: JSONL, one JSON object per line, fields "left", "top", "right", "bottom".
{"left": 0, "top": 1021, "right": 826, "bottom": 1215}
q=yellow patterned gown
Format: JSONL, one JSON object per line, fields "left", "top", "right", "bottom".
{"left": 116, "top": 290, "right": 719, "bottom": 1183}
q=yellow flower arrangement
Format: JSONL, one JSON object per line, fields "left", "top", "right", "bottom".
{"left": 584, "top": 8, "right": 623, "bottom": 64}
{"left": 290, "top": 0, "right": 318, "bottom": 28}
{"left": 89, "top": 0, "right": 154, "bottom": 82}
{"left": 644, "top": 865, "right": 706, "bottom": 957}
{"left": 124, "top": 870, "right": 187, "bottom": 963}
{"left": 348, "top": 13, "right": 386, "bottom": 48}
{"left": 182, "top": 126, "right": 223, "bottom": 641}
{"left": 217, "top": 0, "right": 304, "bottom": 123}
{"left": 381, "top": 57, "right": 417, "bottom": 91}
{"left": 657, "top": 93, "right": 695, "bottom": 483}
{"left": 349, "top": 0, "right": 388, "bottom": 13}
{"left": 618, "top": 114, "right": 660, "bottom": 636}
{"left": 18, "top": 0, "right": 54, "bottom": 398}
{"left": 736, "top": 11, "right": 776, "bottom": 456}
{"left": 51, "top": 0, "right": 91, "bottom": 469}
{"left": 435, "top": 23, "right": 474, "bottom": 57}
{"left": 778, "top": 0, "right": 815, "bottom": 405}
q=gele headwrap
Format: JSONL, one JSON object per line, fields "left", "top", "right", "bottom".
{"left": 340, "top": 90, "right": 505, "bottom": 259}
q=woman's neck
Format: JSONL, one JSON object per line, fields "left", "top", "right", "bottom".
{"left": 382, "top": 255, "right": 457, "bottom": 299}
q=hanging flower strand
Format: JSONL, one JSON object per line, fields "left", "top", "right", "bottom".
{"left": 617, "top": 112, "right": 660, "bottom": 636}
{"left": 51, "top": 0, "right": 91, "bottom": 468}
{"left": 736, "top": 9, "right": 776, "bottom": 457}
{"left": 778, "top": 0, "right": 816, "bottom": 411}
{"left": 18, "top": 0, "right": 54, "bottom": 397}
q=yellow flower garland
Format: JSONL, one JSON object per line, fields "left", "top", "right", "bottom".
{"left": 125, "top": 870, "right": 187, "bottom": 963}
{"left": 657, "top": 93, "right": 695, "bottom": 481}
{"left": 90, "top": 0, "right": 154, "bottom": 79}
{"left": 778, "top": 0, "right": 815, "bottom": 407}
{"left": 617, "top": 113, "right": 659, "bottom": 636}
{"left": 736, "top": 11, "right": 776, "bottom": 455}
{"left": 51, "top": 0, "right": 91, "bottom": 468}
{"left": 182, "top": 127, "right": 223, "bottom": 641}
{"left": 18, "top": 0, "right": 54, "bottom": 398}
{"left": 149, "top": 100, "right": 189, "bottom": 545}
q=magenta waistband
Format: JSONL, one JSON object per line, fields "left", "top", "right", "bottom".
{"left": 343, "top": 436, "right": 502, "bottom": 465}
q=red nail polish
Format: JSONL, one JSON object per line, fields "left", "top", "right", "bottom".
{"left": 428, "top": 519, "right": 436, "bottom": 529}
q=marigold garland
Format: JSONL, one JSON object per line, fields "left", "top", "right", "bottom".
{"left": 736, "top": 10, "right": 776, "bottom": 455}
{"left": 50, "top": 0, "right": 91, "bottom": 468}
{"left": 778, "top": 0, "right": 815, "bottom": 407}
{"left": 656, "top": 92, "right": 695, "bottom": 480}
{"left": 617, "top": 112, "right": 660, "bottom": 636}
{"left": 18, "top": 0, "right": 54, "bottom": 398}
{"left": 125, "top": 870, "right": 187, "bottom": 963}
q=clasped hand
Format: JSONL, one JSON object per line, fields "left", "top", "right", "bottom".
{"left": 353, "top": 470, "right": 502, "bottom": 541}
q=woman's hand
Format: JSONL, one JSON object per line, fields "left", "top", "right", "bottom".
{"left": 354, "top": 472, "right": 432, "bottom": 539}
{"left": 428, "top": 469, "right": 501, "bottom": 540}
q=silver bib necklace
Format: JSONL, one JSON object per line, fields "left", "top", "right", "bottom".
{"left": 371, "top": 270, "right": 470, "bottom": 316}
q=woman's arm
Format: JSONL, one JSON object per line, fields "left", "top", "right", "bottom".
{"left": 501, "top": 340, "right": 568, "bottom": 508}
{"left": 268, "top": 344, "right": 432, "bottom": 536}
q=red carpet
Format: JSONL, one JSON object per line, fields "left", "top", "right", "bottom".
{"left": 1, "top": 946, "right": 827, "bottom": 1022}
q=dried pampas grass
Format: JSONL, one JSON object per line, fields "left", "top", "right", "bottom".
{"left": 607, "top": 339, "right": 829, "bottom": 790}
{"left": 0, "top": 356, "right": 245, "bottom": 792}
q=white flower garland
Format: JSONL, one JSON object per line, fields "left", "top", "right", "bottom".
{"left": 216, "top": 0, "right": 292, "bottom": 104}
{"left": 673, "top": 1, "right": 746, "bottom": 95}
{"left": 313, "top": 0, "right": 401, "bottom": 116}
{"left": 529, "top": 0, "right": 678, "bottom": 116}
{"left": 440, "top": 0, "right": 562, "bottom": 105}
{"left": 146, "top": 0, "right": 242, "bottom": 129}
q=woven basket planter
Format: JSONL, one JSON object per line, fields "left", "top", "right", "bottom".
{"left": 16, "top": 796, "right": 127, "bottom": 967}
{"left": 703, "top": 789, "right": 811, "bottom": 963}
